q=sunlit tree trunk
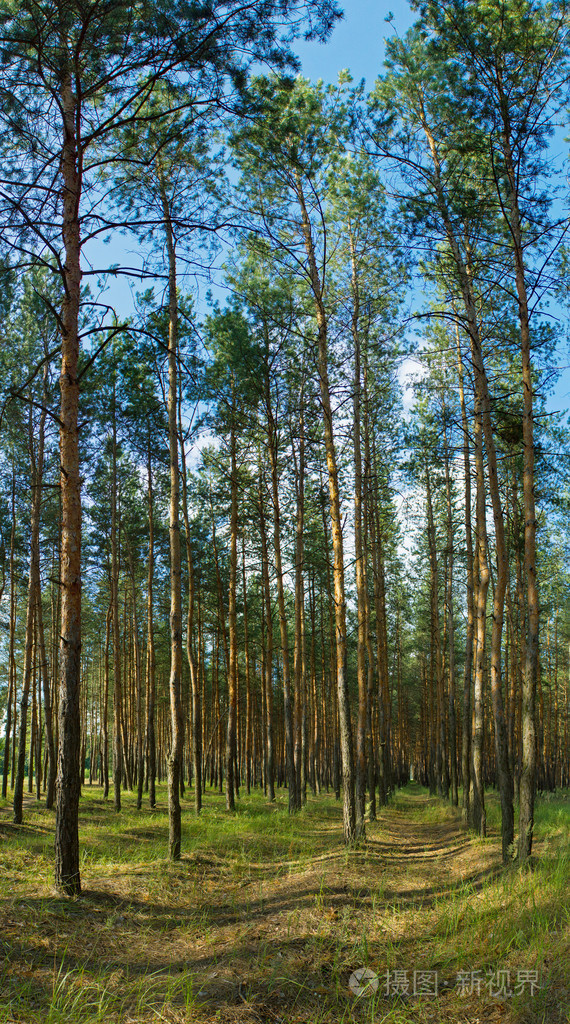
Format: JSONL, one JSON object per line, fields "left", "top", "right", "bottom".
{"left": 226, "top": 400, "right": 239, "bottom": 811}
{"left": 292, "top": 378, "right": 306, "bottom": 809}
{"left": 499, "top": 123, "right": 539, "bottom": 862}
{"left": 455, "top": 324, "right": 473, "bottom": 823}
{"left": 472, "top": 392, "right": 487, "bottom": 838}
{"left": 178, "top": 384, "right": 201, "bottom": 813}
{"left": 55, "top": 71, "right": 82, "bottom": 895}
{"left": 351, "top": 237, "right": 367, "bottom": 837}
{"left": 242, "top": 537, "right": 252, "bottom": 796}
{"left": 258, "top": 469, "right": 275, "bottom": 802}
{"left": 111, "top": 377, "right": 122, "bottom": 813}
{"left": 160, "top": 176, "right": 184, "bottom": 860}
{"left": 421, "top": 116, "right": 512, "bottom": 854}
{"left": 266, "top": 382, "right": 297, "bottom": 812}
{"left": 443, "top": 414, "right": 457, "bottom": 806}
{"left": 296, "top": 177, "right": 355, "bottom": 842}
{"left": 146, "top": 442, "right": 156, "bottom": 808}
{"left": 2, "top": 469, "right": 16, "bottom": 799}
{"left": 14, "top": 399, "right": 46, "bottom": 823}
{"left": 102, "top": 604, "right": 110, "bottom": 799}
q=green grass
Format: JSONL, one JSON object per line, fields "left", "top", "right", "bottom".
{"left": 0, "top": 781, "right": 568, "bottom": 1023}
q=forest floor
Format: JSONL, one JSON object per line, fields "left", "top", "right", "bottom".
{"left": 0, "top": 782, "right": 568, "bottom": 1024}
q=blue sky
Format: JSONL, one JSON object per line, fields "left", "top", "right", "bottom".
{"left": 292, "top": 0, "right": 414, "bottom": 87}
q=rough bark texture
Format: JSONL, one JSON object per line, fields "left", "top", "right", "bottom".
{"left": 54, "top": 72, "right": 82, "bottom": 896}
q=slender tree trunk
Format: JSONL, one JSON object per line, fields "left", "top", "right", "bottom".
{"left": 111, "top": 378, "right": 122, "bottom": 813}
{"left": 55, "top": 72, "right": 82, "bottom": 895}
{"left": 2, "top": 469, "right": 16, "bottom": 799}
{"left": 472, "top": 392, "right": 487, "bottom": 837}
{"left": 443, "top": 418, "right": 458, "bottom": 807}
{"left": 160, "top": 177, "right": 184, "bottom": 860}
{"left": 362, "top": 351, "right": 376, "bottom": 820}
{"left": 15, "top": 399, "right": 46, "bottom": 822}
{"left": 425, "top": 458, "right": 445, "bottom": 797}
{"left": 421, "top": 115, "right": 513, "bottom": 853}
{"left": 259, "top": 469, "right": 275, "bottom": 802}
{"left": 499, "top": 123, "right": 539, "bottom": 862}
{"left": 129, "top": 560, "right": 143, "bottom": 811}
{"left": 14, "top": 582, "right": 34, "bottom": 823}
{"left": 296, "top": 176, "right": 355, "bottom": 842}
{"left": 146, "top": 442, "right": 156, "bottom": 808}
{"left": 292, "top": 377, "right": 306, "bottom": 810}
{"left": 455, "top": 323, "right": 473, "bottom": 824}
{"left": 103, "top": 604, "right": 110, "bottom": 799}
{"left": 226, "top": 412, "right": 239, "bottom": 812}
{"left": 242, "top": 537, "right": 252, "bottom": 796}
{"left": 179, "top": 439, "right": 201, "bottom": 815}
{"left": 38, "top": 582, "right": 55, "bottom": 809}
{"left": 266, "top": 391, "right": 297, "bottom": 812}
{"left": 351, "top": 238, "right": 367, "bottom": 837}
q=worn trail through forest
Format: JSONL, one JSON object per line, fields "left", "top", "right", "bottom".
{"left": 0, "top": 783, "right": 568, "bottom": 1024}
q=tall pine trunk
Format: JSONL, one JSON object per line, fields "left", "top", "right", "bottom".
{"left": 296, "top": 176, "right": 355, "bottom": 842}
{"left": 55, "top": 71, "right": 82, "bottom": 895}
{"left": 160, "top": 177, "right": 184, "bottom": 860}
{"left": 146, "top": 442, "right": 156, "bottom": 808}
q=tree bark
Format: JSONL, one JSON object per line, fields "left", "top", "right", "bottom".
{"left": 291, "top": 377, "right": 306, "bottom": 809}
{"left": 2, "top": 468, "right": 16, "bottom": 800}
{"left": 226, "top": 409, "right": 239, "bottom": 811}
{"left": 146, "top": 442, "right": 156, "bottom": 808}
{"left": 472, "top": 391, "right": 487, "bottom": 838}
{"left": 160, "top": 177, "right": 184, "bottom": 860}
{"left": 179, "top": 407, "right": 201, "bottom": 814}
{"left": 55, "top": 71, "right": 82, "bottom": 895}
{"left": 351, "top": 236, "right": 367, "bottom": 837}
{"left": 296, "top": 175, "right": 355, "bottom": 842}
{"left": 498, "top": 116, "right": 539, "bottom": 862}
{"left": 111, "top": 376, "right": 122, "bottom": 813}
{"left": 266, "top": 383, "right": 297, "bottom": 812}
{"left": 420, "top": 113, "right": 513, "bottom": 854}
{"left": 15, "top": 396, "right": 46, "bottom": 821}
{"left": 455, "top": 323, "right": 473, "bottom": 824}
{"left": 443, "top": 413, "right": 458, "bottom": 807}
{"left": 259, "top": 468, "right": 275, "bottom": 802}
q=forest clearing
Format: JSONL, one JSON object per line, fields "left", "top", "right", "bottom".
{"left": 0, "top": 783, "right": 568, "bottom": 1024}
